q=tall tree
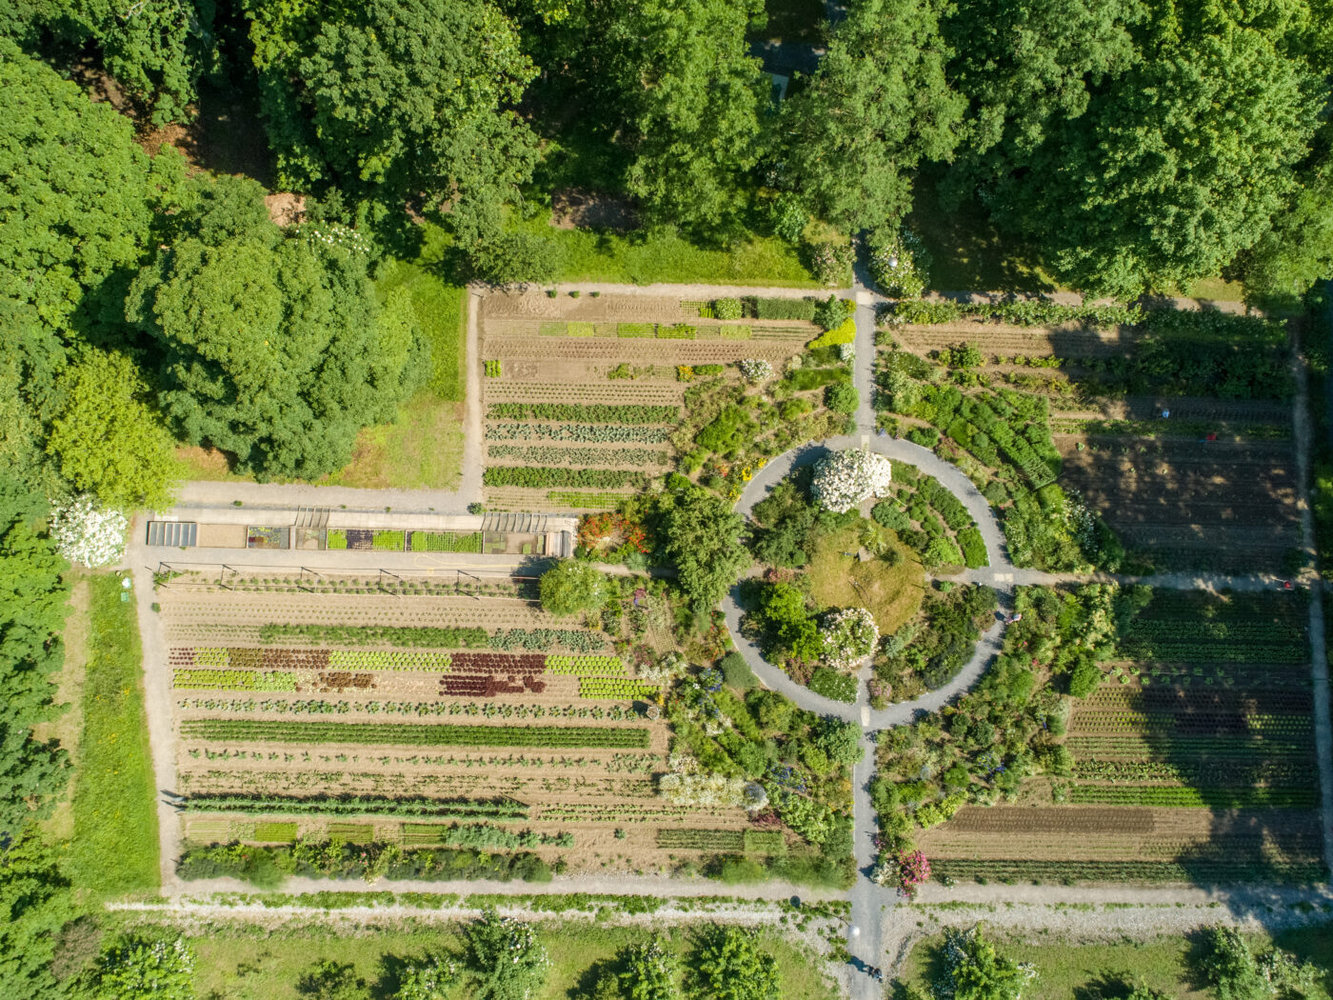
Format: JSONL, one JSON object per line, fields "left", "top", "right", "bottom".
{"left": 691, "top": 926, "right": 779, "bottom": 1000}
{"left": 46, "top": 349, "right": 181, "bottom": 510}
{"left": 462, "top": 909, "right": 548, "bottom": 1000}
{"left": 1015, "top": 28, "right": 1319, "bottom": 295}
{"left": 615, "top": 0, "right": 766, "bottom": 235}
{"left": 0, "top": 836, "right": 72, "bottom": 1000}
{"left": 653, "top": 487, "right": 750, "bottom": 616}
{"left": 942, "top": 0, "right": 1145, "bottom": 165}
{"left": 781, "top": 0, "right": 964, "bottom": 232}
{"left": 245, "top": 0, "right": 537, "bottom": 241}
{"left": 0, "top": 39, "right": 183, "bottom": 354}
{"left": 126, "top": 230, "right": 426, "bottom": 480}
{"left": 1, "top": 0, "right": 216, "bottom": 125}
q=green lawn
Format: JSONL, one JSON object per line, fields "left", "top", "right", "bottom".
{"left": 807, "top": 524, "right": 925, "bottom": 635}
{"left": 66, "top": 574, "right": 158, "bottom": 898}
{"left": 514, "top": 213, "right": 822, "bottom": 287}
{"left": 901, "top": 928, "right": 1333, "bottom": 998}
{"left": 182, "top": 921, "right": 837, "bottom": 1000}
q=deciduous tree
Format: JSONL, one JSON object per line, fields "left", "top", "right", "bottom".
{"left": 47, "top": 350, "right": 180, "bottom": 510}
{"left": 691, "top": 925, "right": 779, "bottom": 1000}
{"left": 247, "top": 0, "right": 537, "bottom": 241}
{"left": 126, "top": 230, "right": 426, "bottom": 480}
{"left": 781, "top": 0, "right": 964, "bottom": 232}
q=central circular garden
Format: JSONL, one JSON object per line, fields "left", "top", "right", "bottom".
{"left": 740, "top": 449, "right": 996, "bottom": 706}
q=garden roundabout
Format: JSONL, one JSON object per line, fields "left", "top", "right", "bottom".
{"left": 721, "top": 433, "right": 1016, "bottom": 729}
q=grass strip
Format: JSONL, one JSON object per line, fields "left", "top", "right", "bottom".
{"left": 69, "top": 574, "right": 159, "bottom": 896}
{"left": 179, "top": 719, "right": 650, "bottom": 749}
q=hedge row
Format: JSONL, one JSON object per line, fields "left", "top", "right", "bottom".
{"left": 178, "top": 839, "right": 552, "bottom": 883}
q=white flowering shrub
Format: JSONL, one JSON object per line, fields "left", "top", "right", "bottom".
{"left": 837, "top": 343, "right": 855, "bottom": 362}
{"left": 820, "top": 607, "right": 878, "bottom": 669}
{"left": 738, "top": 358, "right": 774, "bottom": 382}
{"left": 658, "top": 753, "right": 750, "bottom": 808}
{"left": 810, "top": 450, "right": 893, "bottom": 512}
{"left": 49, "top": 496, "right": 128, "bottom": 567}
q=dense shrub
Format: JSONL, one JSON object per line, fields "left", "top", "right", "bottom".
{"left": 719, "top": 651, "right": 758, "bottom": 690}
{"left": 808, "top": 668, "right": 857, "bottom": 702}
{"left": 177, "top": 840, "right": 552, "bottom": 884}
{"left": 824, "top": 383, "right": 859, "bottom": 415}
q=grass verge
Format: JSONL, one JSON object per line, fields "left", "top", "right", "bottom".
{"left": 901, "top": 928, "right": 1333, "bottom": 1000}
{"left": 177, "top": 922, "right": 837, "bottom": 1000}
{"left": 325, "top": 257, "right": 466, "bottom": 489}
{"left": 67, "top": 573, "right": 158, "bottom": 897}
{"left": 514, "top": 214, "right": 821, "bottom": 287}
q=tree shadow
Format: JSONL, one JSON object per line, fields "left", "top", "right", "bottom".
{"left": 907, "top": 172, "right": 1056, "bottom": 296}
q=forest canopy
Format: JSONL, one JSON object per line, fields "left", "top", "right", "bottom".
{"left": 2, "top": 0, "right": 1331, "bottom": 507}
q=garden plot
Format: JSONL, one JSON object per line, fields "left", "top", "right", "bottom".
{"left": 914, "top": 589, "right": 1325, "bottom": 885}
{"left": 877, "top": 301, "right": 1298, "bottom": 574}
{"left": 480, "top": 291, "right": 826, "bottom": 511}
{"left": 159, "top": 584, "right": 760, "bottom": 875}
{"left": 1055, "top": 428, "right": 1299, "bottom": 575}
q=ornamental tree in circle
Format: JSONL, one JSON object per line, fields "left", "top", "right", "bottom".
{"left": 819, "top": 607, "right": 878, "bottom": 669}
{"left": 810, "top": 449, "right": 892, "bottom": 513}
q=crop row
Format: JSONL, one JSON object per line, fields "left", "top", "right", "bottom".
{"left": 173, "top": 669, "right": 297, "bottom": 692}
{"left": 1072, "top": 758, "right": 1313, "bottom": 786}
{"left": 1072, "top": 712, "right": 1312, "bottom": 736}
{"left": 485, "top": 423, "right": 671, "bottom": 443}
{"left": 328, "top": 649, "right": 453, "bottom": 671}
{"left": 179, "top": 719, "right": 652, "bottom": 749}
{"left": 578, "top": 678, "right": 660, "bottom": 700}
{"left": 656, "top": 828, "right": 744, "bottom": 851}
{"left": 173, "top": 647, "right": 332, "bottom": 670}
{"left": 928, "top": 858, "right": 1325, "bottom": 885}
{"left": 441, "top": 676, "right": 545, "bottom": 697}
{"left": 536, "top": 320, "right": 754, "bottom": 340}
{"left": 1119, "top": 642, "right": 1307, "bottom": 665}
{"left": 1068, "top": 785, "right": 1317, "bottom": 809}
{"left": 257, "top": 624, "right": 607, "bottom": 654}
{"left": 446, "top": 654, "right": 543, "bottom": 677}
{"left": 486, "top": 403, "right": 678, "bottom": 424}
{"left": 182, "top": 793, "right": 529, "bottom": 820}
{"left": 546, "top": 492, "right": 635, "bottom": 509}
{"left": 1065, "top": 736, "right": 1312, "bottom": 759}
{"left": 547, "top": 655, "right": 625, "bottom": 676}
{"left": 258, "top": 624, "right": 489, "bottom": 648}
{"left": 410, "top": 531, "right": 484, "bottom": 553}
{"left": 483, "top": 467, "right": 646, "bottom": 489}
{"left": 487, "top": 446, "right": 671, "bottom": 468}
